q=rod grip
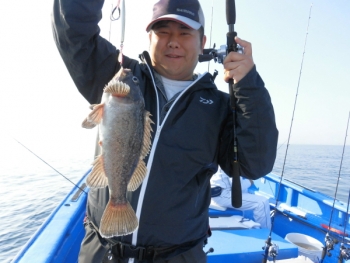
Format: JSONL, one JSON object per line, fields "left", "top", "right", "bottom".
{"left": 226, "top": 0, "right": 236, "bottom": 25}
{"left": 227, "top": 31, "right": 238, "bottom": 53}
{"left": 231, "top": 161, "right": 242, "bottom": 208}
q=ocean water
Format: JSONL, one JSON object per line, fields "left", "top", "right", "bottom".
{"left": 0, "top": 142, "right": 349, "bottom": 263}
{"left": 273, "top": 144, "right": 350, "bottom": 202}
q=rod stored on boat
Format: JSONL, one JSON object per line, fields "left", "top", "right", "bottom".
{"left": 322, "top": 111, "right": 350, "bottom": 263}
{"left": 338, "top": 188, "right": 350, "bottom": 262}
{"left": 262, "top": 4, "right": 313, "bottom": 263}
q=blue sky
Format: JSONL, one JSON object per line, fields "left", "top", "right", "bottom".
{"left": 1, "top": 0, "right": 349, "bottom": 148}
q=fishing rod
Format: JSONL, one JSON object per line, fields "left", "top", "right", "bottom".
{"left": 12, "top": 137, "right": 88, "bottom": 194}
{"left": 207, "top": 0, "right": 214, "bottom": 73}
{"left": 199, "top": 0, "right": 243, "bottom": 209}
{"left": 260, "top": 5, "right": 313, "bottom": 263}
{"left": 321, "top": 111, "right": 350, "bottom": 263}
{"left": 338, "top": 188, "right": 350, "bottom": 263}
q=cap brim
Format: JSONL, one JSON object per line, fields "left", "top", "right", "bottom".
{"left": 146, "top": 14, "right": 201, "bottom": 32}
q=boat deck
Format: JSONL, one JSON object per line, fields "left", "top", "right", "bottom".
{"left": 207, "top": 228, "right": 298, "bottom": 263}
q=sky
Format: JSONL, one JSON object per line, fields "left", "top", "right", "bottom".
{"left": 0, "top": 0, "right": 349, "bottom": 153}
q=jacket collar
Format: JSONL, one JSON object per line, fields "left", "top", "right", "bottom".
{"left": 139, "top": 51, "right": 215, "bottom": 89}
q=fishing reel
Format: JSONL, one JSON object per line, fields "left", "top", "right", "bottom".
{"left": 198, "top": 44, "right": 243, "bottom": 64}
{"left": 322, "top": 233, "right": 339, "bottom": 258}
{"left": 338, "top": 243, "right": 350, "bottom": 262}
{"left": 262, "top": 237, "right": 279, "bottom": 262}
{"left": 268, "top": 243, "right": 279, "bottom": 259}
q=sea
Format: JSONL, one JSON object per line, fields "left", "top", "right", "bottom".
{"left": 0, "top": 143, "right": 349, "bottom": 263}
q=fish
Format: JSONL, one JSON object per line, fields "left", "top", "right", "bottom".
{"left": 82, "top": 67, "right": 153, "bottom": 237}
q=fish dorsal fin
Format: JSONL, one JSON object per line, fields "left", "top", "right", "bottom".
{"left": 127, "top": 159, "right": 147, "bottom": 192}
{"left": 82, "top": 104, "right": 104, "bottom": 129}
{"left": 104, "top": 80, "right": 130, "bottom": 96}
{"left": 127, "top": 111, "right": 154, "bottom": 191}
{"left": 140, "top": 111, "right": 154, "bottom": 159}
{"left": 86, "top": 155, "right": 108, "bottom": 188}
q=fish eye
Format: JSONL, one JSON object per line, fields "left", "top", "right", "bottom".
{"left": 132, "top": 76, "right": 139, "bottom": 84}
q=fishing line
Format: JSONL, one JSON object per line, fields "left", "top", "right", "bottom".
{"left": 108, "top": 3, "right": 113, "bottom": 41}
{"left": 12, "top": 137, "right": 88, "bottom": 194}
{"left": 110, "top": 0, "right": 121, "bottom": 21}
{"left": 109, "top": 0, "right": 125, "bottom": 65}
{"left": 276, "top": 139, "right": 288, "bottom": 151}
{"left": 320, "top": 111, "right": 350, "bottom": 262}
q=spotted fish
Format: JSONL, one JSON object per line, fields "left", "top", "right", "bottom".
{"left": 82, "top": 67, "right": 153, "bottom": 237}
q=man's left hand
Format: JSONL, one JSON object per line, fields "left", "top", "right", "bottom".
{"left": 223, "top": 37, "right": 254, "bottom": 84}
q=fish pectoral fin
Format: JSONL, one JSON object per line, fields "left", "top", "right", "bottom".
{"left": 86, "top": 155, "right": 108, "bottom": 188}
{"left": 140, "top": 111, "right": 154, "bottom": 159}
{"left": 127, "top": 159, "right": 147, "bottom": 192}
{"left": 82, "top": 104, "right": 104, "bottom": 129}
{"left": 127, "top": 111, "right": 153, "bottom": 192}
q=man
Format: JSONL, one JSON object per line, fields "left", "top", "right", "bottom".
{"left": 210, "top": 168, "right": 272, "bottom": 229}
{"left": 52, "top": 0, "right": 278, "bottom": 262}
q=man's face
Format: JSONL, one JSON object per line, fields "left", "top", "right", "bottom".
{"left": 149, "top": 21, "right": 206, "bottom": 81}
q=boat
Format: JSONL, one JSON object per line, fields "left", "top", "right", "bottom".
{"left": 11, "top": 168, "right": 350, "bottom": 263}
{"left": 9, "top": 0, "right": 350, "bottom": 261}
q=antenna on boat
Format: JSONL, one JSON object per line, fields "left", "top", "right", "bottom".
{"left": 12, "top": 137, "right": 88, "bottom": 194}
{"left": 321, "top": 111, "right": 350, "bottom": 263}
{"left": 262, "top": 4, "right": 313, "bottom": 263}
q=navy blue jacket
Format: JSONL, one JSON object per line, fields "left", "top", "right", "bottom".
{"left": 52, "top": 0, "right": 278, "bottom": 249}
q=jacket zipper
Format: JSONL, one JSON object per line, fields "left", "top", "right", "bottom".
{"left": 129, "top": 59, "right": 207, "bottom": 253}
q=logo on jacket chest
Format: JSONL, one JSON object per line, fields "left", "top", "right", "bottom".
{"left": 199, "top": 97, "right": 214, "bottom": 105}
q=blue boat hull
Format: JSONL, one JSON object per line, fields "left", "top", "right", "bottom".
{"left": 11, "top": 171, "right": 350, "bottom": 263}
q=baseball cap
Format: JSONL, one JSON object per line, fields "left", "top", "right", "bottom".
{"left": 146, "top": 0, "right": 205, "bottom": 32}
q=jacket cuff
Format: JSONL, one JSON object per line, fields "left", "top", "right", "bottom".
{"left": 233, "top": 65, "right": 265, "bottom": 91}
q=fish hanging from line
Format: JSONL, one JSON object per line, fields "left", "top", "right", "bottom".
{"left": 82, "top": 67, "right": 153, "bottom": 237}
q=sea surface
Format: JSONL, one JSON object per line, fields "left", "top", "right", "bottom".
{"left": 0, "top": 143, "right": 349, "bottom": 263}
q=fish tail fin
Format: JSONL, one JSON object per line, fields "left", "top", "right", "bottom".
{"left": 82, "top": 104, "right": 104, "bottom": 129}
{"left": 127, "top": 160, "right": 147, "bottom": 191}
{"left": 99, "top": 201, "right": 138, "bottom": 237}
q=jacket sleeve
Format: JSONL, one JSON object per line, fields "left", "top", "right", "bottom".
{"left": 219, "top": 65, "right": 279, "bottom": 180}
{"left": 51, "top": 0, "right": 120, "bottom": 104}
